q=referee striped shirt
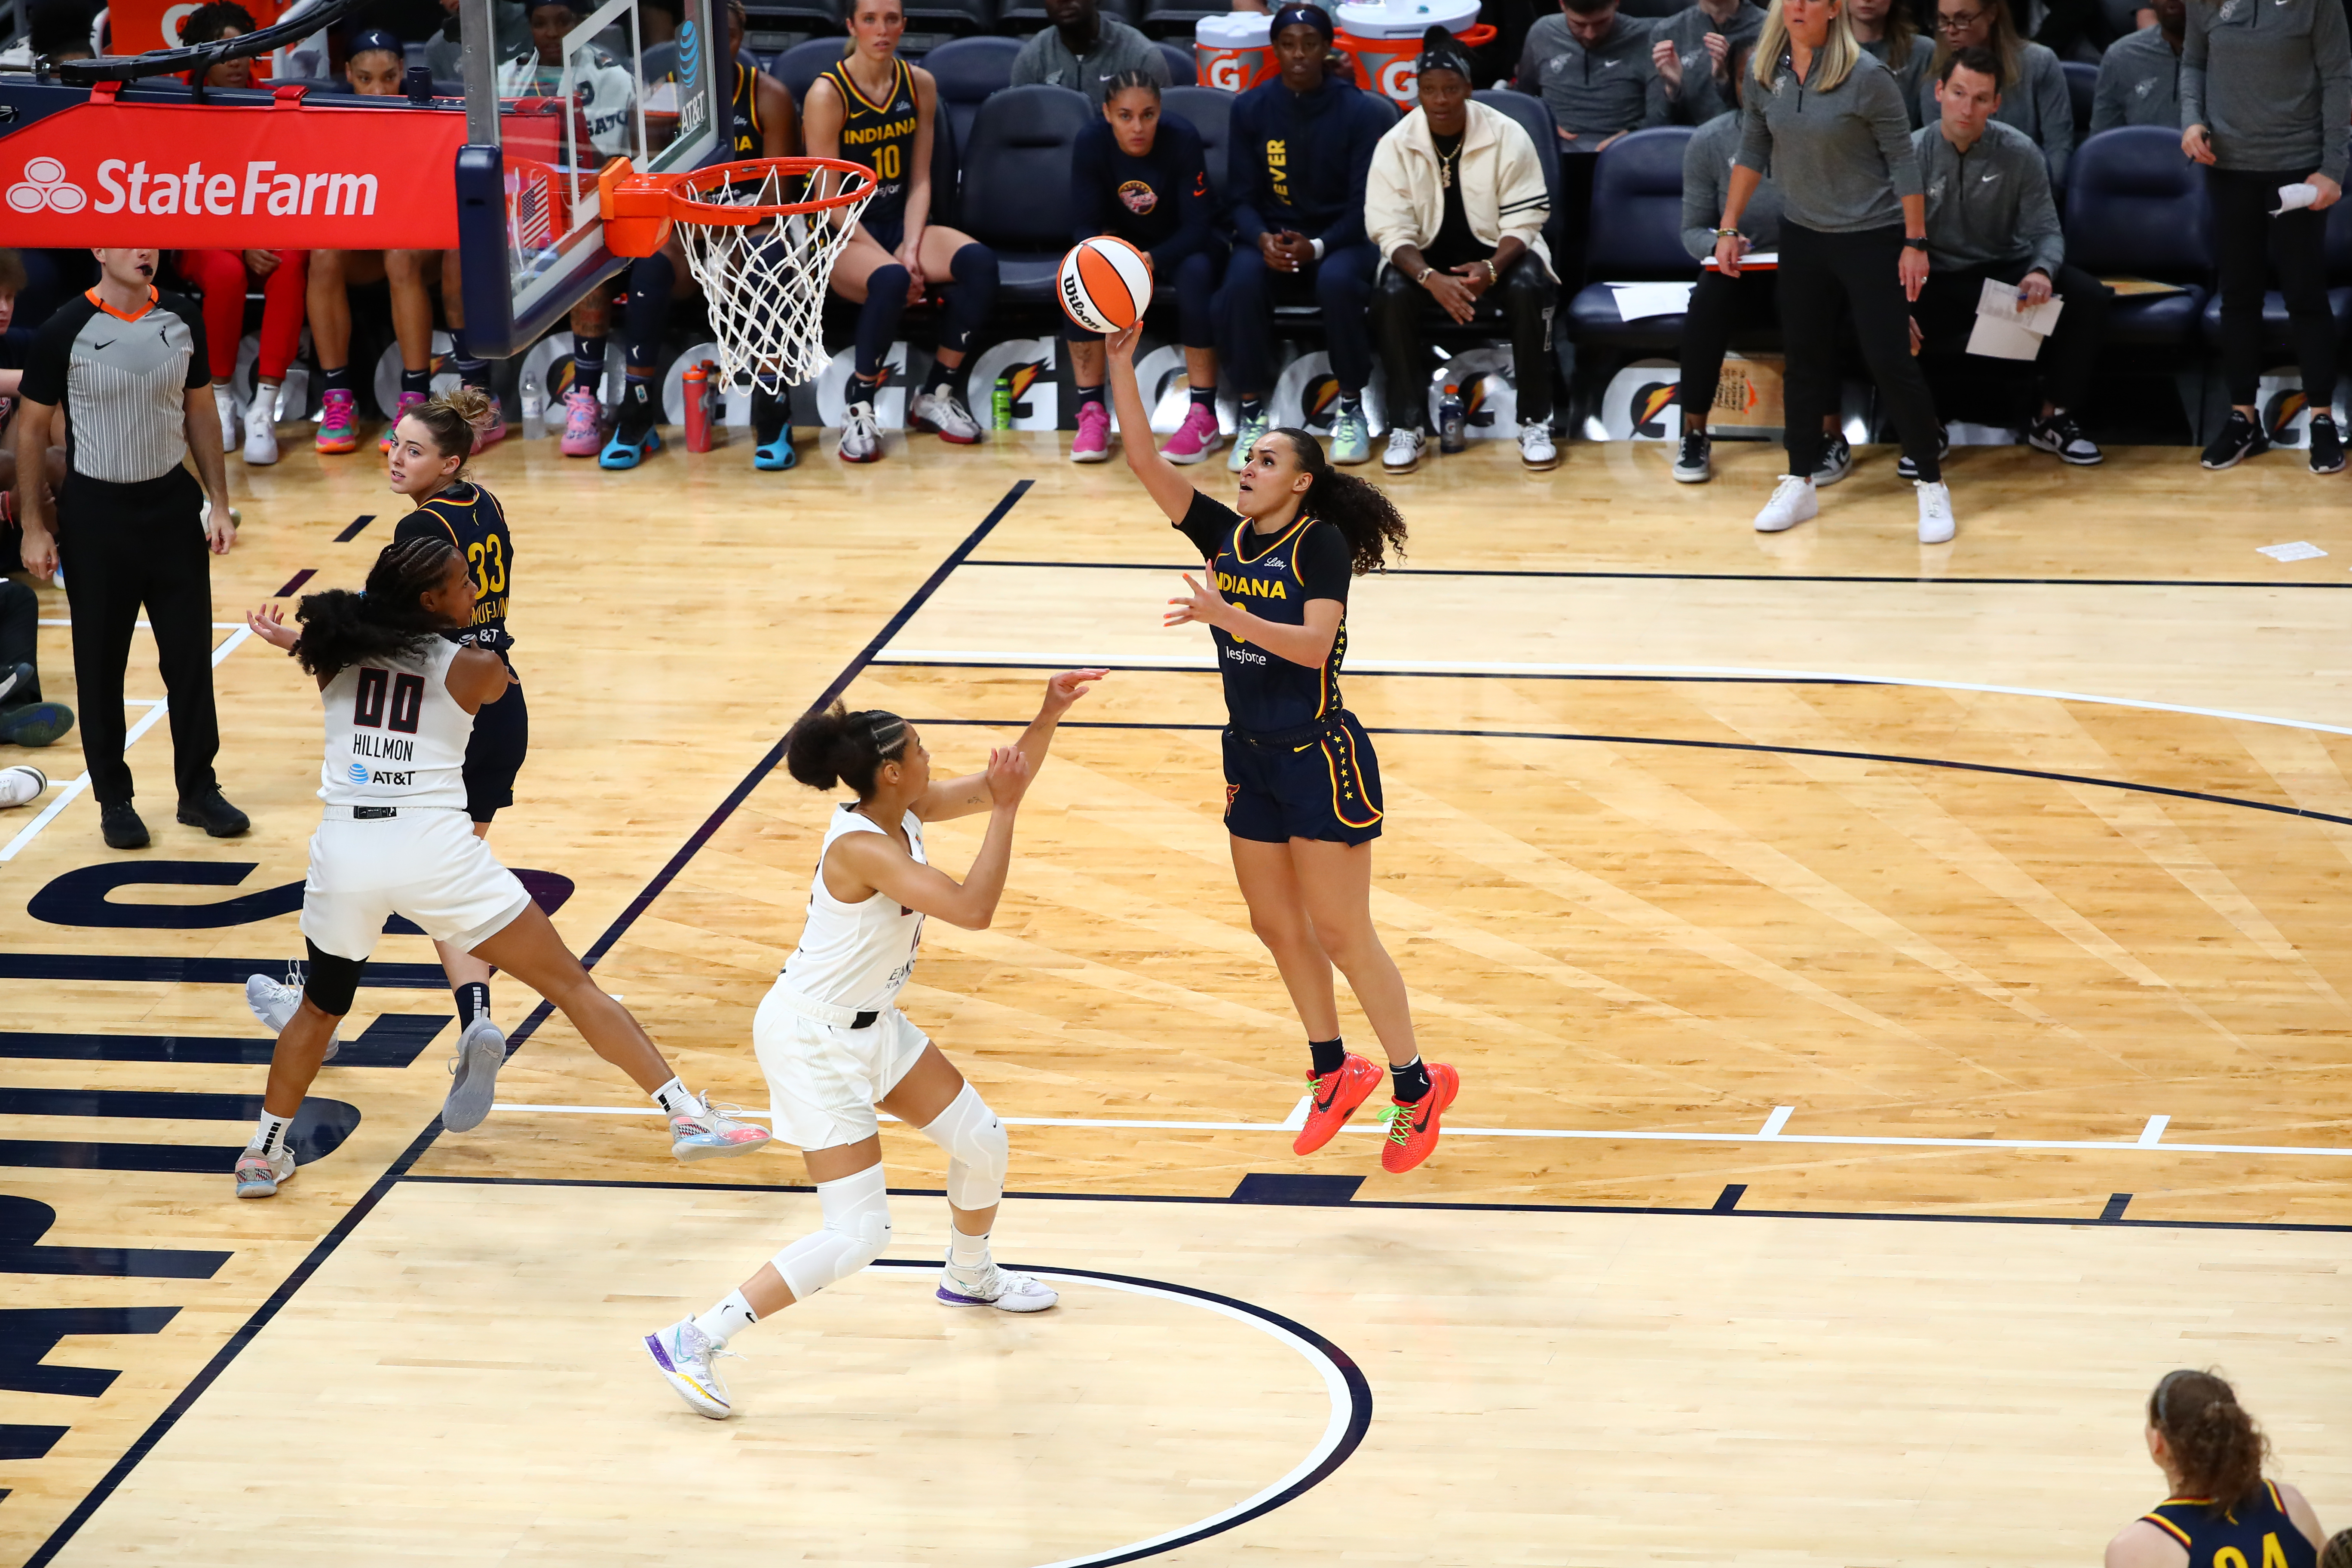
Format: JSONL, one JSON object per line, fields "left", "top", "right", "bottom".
{"left": 20, "top": 287, "right": 209, "bottom": 489}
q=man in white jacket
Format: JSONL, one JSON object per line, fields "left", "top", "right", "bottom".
{"left": 1366, "top": 28, "right": 1559, "bottom": 472}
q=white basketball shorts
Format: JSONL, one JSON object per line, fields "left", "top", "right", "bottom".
{"left": 300, "top": 810, "right": 534, "bottom": 963}
{"left": 752, "top": 984, "right": 930, "bottom": 1152}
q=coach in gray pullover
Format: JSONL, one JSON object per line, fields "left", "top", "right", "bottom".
{"left": 1518, "top": 0, "right": 1666, "bottom": 145}
{"left": 1734, "top": 49, "right": 1922, "bottom": 230}
{"left": 1912, "top": 115, "right": 2061, "bottom": 275}
{"left": 1649, "top": 0, "right": 1765, "bottom": 123}
{"left": 2088, "top": 0, "right": 2183, "bottom": 133}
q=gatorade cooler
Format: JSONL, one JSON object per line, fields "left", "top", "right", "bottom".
{"left": 1194, "top": 11, "right": 1277, "bottom": 92}
{"left": 1334, "top": 0, "right": 1487, "bottom": 107}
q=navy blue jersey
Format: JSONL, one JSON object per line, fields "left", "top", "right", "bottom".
{"left": 1071, "top": 113, "right": 1216, "bottom": 266}
{"left": 1175, "top": 490, "right": 1352, "bottom": 734}
{"left": 822, "top": 56, "right": 918, "bottom": 228}
{"left": 2142, "top": 1483, "right": 2317, "bottom": 1568}
{"left": 393, "top": 481, "right": 516, "bottom": 658}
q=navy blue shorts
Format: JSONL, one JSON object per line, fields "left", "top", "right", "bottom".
{"left": 464, "top": 676, "right": 528, "bottom": 824}
{"left": 1221, "top": 711, "right": 1383, "bottom": 846}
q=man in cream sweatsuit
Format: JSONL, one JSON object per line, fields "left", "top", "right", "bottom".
{"left": 1366, "top": 28, "right": 1557, "bottom": 472}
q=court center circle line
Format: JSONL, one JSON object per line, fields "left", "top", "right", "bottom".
{"left": 870, "top": 1259, "right": 1372, "bottom": 1568}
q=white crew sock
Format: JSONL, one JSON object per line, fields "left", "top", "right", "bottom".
{"left": 252, "top": 1110, "right": 293, "bottom": 1158}
{"left": 693, "top": 1289, "right": 758, "bottom": 1348}
{"left": 651, "top": 1077, "right": 700, "bottom": 1118}
{"left": 948, "top": 1226, "right": 991, "bottom": 1274}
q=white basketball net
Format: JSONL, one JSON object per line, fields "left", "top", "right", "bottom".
{"left": 674, "top": 163, "right": 876, "bottom": 389}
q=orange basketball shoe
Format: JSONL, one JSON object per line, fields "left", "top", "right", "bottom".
{"left": 1292, "top": 1053, "right": 1382, "bottom": 1155}
{"left": 1378, "top": 1063, "right": 1459, "bottom": 1174}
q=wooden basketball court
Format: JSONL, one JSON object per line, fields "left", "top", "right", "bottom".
{"left": 3, "top": 432, "right": 2348, "bottom": 1565}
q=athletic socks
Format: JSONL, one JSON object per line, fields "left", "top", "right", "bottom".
{"left": 1240, "top": 395, "right": 1265, "bottom": 423}
{"left": 322, "top": 364, "right": 355, "bottom": 395}
{"left": 1190, "top": 384, "right": 1218, "bottom": 410}
{"left": 399, "top": 367, "right": 432, "bottom": 399}
{"left": 1336, "top": 392, "right": 1363, "bottom": 420}
{"left": 1075, "top": 382, "right": 1105, "bottom": 413}
{"left": 847, "top": 371, "right": 883, "bottom": 406}
{"left": 947, "top": 1226, "right": 991, "bottom": 1274}
{"left": 854, "top": 265, "right": 910, "bottom": 382}
{"left": 920, "top": 356, "right": 956, "bottom": 396}
{"left": 693, "top": 1288, "right": 758, "bottom": 1348}
{"left": 1309, "top": 1037, "right": 1347, "bottom": 1077}
{"left": 573, "top": 333, "right": 609, "bottom": 390}
{"left": 252, "top": 1109, "right": 292, "bottom": 1158}
{"left": 651, "top": 1077, "right": 700, "bottom": 1118}
{"left": 450, "top": 328, "right": 490, "bottom": 390}
{"left": 454, "top": 980, "right": 490, "bottom": 1031}
{"left": 1390, "top": 1055, "right": 1431, "bottom": 1104}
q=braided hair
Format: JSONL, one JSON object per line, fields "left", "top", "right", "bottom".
{"left": 785, "top": 701, "right": 911, "bottom": 797}
{"left": 1103, "top": 66, "right": 1161, "bottom": 100}
{"left": 2149, "top": 1369, "right": 2269, "bottom": 1513}
{"left": 291, "top": 536, "right": 463, "bottom": 681}
{"left": 1268, "top": 428, "right": 1409, "bottom": 576}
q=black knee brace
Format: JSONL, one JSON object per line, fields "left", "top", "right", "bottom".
{"left": 302, "top": 939, "right": 367, "bottom": 1018}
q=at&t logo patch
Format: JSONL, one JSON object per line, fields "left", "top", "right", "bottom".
{"left": 8, "top": 157, "right": 87, "bottom": 215}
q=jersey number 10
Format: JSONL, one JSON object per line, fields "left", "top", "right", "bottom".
{"left": 353, "top": 667, "right": 426, "bottom": 734}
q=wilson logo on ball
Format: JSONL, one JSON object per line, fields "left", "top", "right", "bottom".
{"left": 1056, "top": 236, "right": 1154, "bottom": 334}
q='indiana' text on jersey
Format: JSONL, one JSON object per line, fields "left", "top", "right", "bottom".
{"left": 824, "top": 58, "right": 918, "bottom": 207}
{"left": 1211, "top": 513, "right": 1346, "bottom": 733}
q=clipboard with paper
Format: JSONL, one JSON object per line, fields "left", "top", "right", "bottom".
{"left": 1966, "top": 278, "right": 2063, "bottom": 360}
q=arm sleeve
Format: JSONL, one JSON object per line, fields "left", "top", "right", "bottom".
{"left": 1151, "top": 128, "right": 1215, "bottom": 267}
{"left": 1229, "top": 95, "right": 1271, "bottom": 242}
{"left": 2018, "top": 151, "right": 2065, "bottom": 274}
{"left": 17, "top": 315, "right": 72, "bottom": 407}
{"left": 2032, "top": 52, "right": 2075, "bottom": 184}
{"left": 1681, "top": 129, "right": 1721, "bottom": 257}
{"left": 1072, "top": 126, "right": 1110, "bottom": 244}
{"left": 2180, "top": 0, "right": 2208, "bottom": 128}
{"left": 2316, "top": 0, "right": 2352, "bottom": 184}
{"left": 1173, "top": 488, "right": 1237, "bottom": 559}
{"left": 1297, "top": 521, "right": 1352, "bottom": 602}
{"left": 1311, "top": 98, "right": 1380, "bottom": 251}
{"left": 2089, "top": 51, "right": 2126, "bottom": 135}
{"left": 1734, "top": 83, "right": 1773, "bottom": 174}
{"left": 1871, "top": 72, "right": 1926, "bottom": 198}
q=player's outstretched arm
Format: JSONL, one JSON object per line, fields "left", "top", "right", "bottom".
{"left": 1106, "top": 324, "right": 1199, "bottom": 525}
{"left": 916, "top": 668, "right": 1106, "bottom": 821}
{"left": 836, "top": 747, "right": 1034, "bottom": 928}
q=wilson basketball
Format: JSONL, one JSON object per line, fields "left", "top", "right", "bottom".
{"left": 1057, "top": 236, "right": 1154, "bottom": 334}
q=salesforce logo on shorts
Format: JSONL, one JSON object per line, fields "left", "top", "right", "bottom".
{"left": 348, "top": 762, "right": 369, "bottom": 783}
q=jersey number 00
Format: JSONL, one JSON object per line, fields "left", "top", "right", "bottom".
{"left": 352, "top": 667, "right": 426, "bottom": 734}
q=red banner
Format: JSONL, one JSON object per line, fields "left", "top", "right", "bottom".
{"left": 0, "top": 97, "right": 466, "bottom": 248}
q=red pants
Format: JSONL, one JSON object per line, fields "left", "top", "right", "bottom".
{"left": 178, "top": 249, "right": 309, "bottom": 383}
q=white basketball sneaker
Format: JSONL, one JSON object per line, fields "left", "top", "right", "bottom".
{"left": 1381, "top": 426, "right": 1424, "bottom": 472}
{"left": 669, "top": 1096, "right": 773, "bottom": 1162}
{"left": 234, "top": 1146, "right": 295, "bottom": 1199}
{"left": 243, "top": 391, "right": 281, "bottom": 466}
{"left": 839, "top": 400, "right": 882, "bottom": 463}
{"left": 215, "top": 384, "right": 241, "bottom": 452}
{"left": 908, "top": 387, "right": 982, "bottom": 444}
{"left": 1752, "top": 474, "right": 1818, "bottom": 533}
{"left": 0, "top": 765, "right": 44, "bottom": 808}
{"left": 244, "top": 973, "right": 340, "bottom": 1062}
{"left": 936, "top": 1252, "right": 1059, "bottom": 1313}
{"left": 643, "top": 1317, "right": 735, "bottom": 1419}
{"left": 1916, "top": 480, "right": 1956, "bottom": 544}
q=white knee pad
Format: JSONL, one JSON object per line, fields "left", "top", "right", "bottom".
{"left": 772, "top": 1164, "right": 891, "bottom": 1301}
{"left": 919, "top": 1084, "right": 1008, "bottom": 1212}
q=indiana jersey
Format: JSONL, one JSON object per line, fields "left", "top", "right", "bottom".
{"left": 729, "top": 60, "right": 763, "bottom": 157}
{"left": 318, "top": 640, "right": 472, "bottom": 810}
{"left": 1175, "top": 490, "right": 1354, "bottom": 735}
{"left": 781, "top": 805, "right": 928, "bottom": 1014}
{"left": 821, "top": 56, "right": 917, "bottom": 225}
{"left": 2142, "top": 1483, "right": 2317, "bottom": 1568}
{"left": 394, "top": 482, "right": 515, "bottom": 659}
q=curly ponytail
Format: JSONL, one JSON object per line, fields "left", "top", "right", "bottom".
{"left": 1271, "top": 428, "right": 1408, "bottom": 575}
{"left": 291, "top": 536, "right": 462, "bottom": 681}
{"left": 784, "top": 701, "right": 910, "bottom": 797}
{"left": 2149, "top": 1369, "right": 2269, "bottom": 1512}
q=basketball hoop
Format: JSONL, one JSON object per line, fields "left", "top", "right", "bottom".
{"left": 600, "top": 155, "right": 878, "bottom": 387}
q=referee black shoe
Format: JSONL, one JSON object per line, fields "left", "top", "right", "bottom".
{"left": 101, "top": 801, "right": 149, "bottom": 851}
{"left": 2200, "top": 408, "right": 2268, "bottom": 470}
{"left": 177, "top": 789, "right": 250, "bottom": 838}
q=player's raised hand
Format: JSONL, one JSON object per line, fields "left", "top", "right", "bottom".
{"left": 985, "top": 744, "right": 1032, "bottom": 808}
{"left": 1041, "top": 668, "right": 1108, "bottom": 715}
{"left": 1105, "top": 322, "right": 1144, "bottom": 366}
{"left": 246, "top": 602, "right": 298, "bottom": 650}
{"left": 1165, "top": 573, "right": 1227, "bottom": 630}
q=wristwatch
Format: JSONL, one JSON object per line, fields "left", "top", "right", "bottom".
{"left": 1416, "top": 266, "right": 1436, "bottom": 284}
{"left": 1902, "top": 236, "right": 1929, "bottom": 250}
{"left": 1714, "top": 227, "right": 1741, "bottom": 239}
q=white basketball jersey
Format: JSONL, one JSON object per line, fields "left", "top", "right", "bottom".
{"left": 780, "top": 805, "right": 928, "bottom": 1013}
{"left": 317, "top": 641, "right": 473, "bottom": 810}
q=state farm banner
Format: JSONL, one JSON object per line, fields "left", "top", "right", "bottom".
{"left": 1, "top": 99, "right": 466, "bottom": 248}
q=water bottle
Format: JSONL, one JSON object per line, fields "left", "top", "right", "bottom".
{"left": 683, "top": 361, "right": 716, "bottom": 452}
{"left": 992, "top": 372, "right": 1013, "bottom": 430}
{"left": 520, "top": 369, "right": 544, "bottom": 441}
{"left": 1438, "top": 380, "right": 1466, "bottom": 453}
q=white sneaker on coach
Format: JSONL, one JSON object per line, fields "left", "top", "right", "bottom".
{"left": 1381, "top": 426, "right": 1424, "bottom": 472}
{"left": 244, "top": 973, "right": 340, "bottom": 1061}
{"left": 936, "top": 1254, "right": 1059, "bottom": 1313}
{"left": 1915, "top": 480, "right": 1956, "bottom": 544}
{"left": 215, "top": 385, "right": 241, "bottom": 453}
{"left": 1519, "top": 423, "right": 1558, "bottom": 470}
{"left": 1752, "top": 474, "right": 1818, "bottom": 533}
{"left": 0, "top": 764, "right": 45, "bottom": 807}
{"left": 643, "top": 1317, "right": 735, "bottom": 1418}
{"left": 839, "top": 400, "right": 882, "bottom": 463}
{"left": 242, "top": 391, "right": 280, "bottom": 466}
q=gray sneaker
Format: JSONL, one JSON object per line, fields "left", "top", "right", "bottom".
{"left": 1228, "top": 412, "right": 1270, "bottom": 472}
{"left": 440, "top": 1014, "right": 508, "bottom": 1133}
{"left": 1329, "top": 406, "right": 1372, "bottom": 466}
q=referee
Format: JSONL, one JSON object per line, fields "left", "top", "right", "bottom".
{"left": 15, "top": 248, "right": 247, "bottom": 850}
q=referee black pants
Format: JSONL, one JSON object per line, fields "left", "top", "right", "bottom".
{"left": 58, "top": 467, "right": 221, "bottom": 808}
{"left": 1778, "top": 221, "right": 1945, "bottom": 483}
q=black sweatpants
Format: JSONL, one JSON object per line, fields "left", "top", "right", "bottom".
{"left": 2209, "top": 166, "right": 2338, "bottom": 407}
{"left": 1678, "top": 268, "right": 1781, "bottom": 422}
{"left": 58, "top": 466, "right": 221, "bottom": 807}
{"left": 1371, "top": 254, "right": 1557, "bottom": 429}
{"left": 1779, "top": 221, "right": 1945, "bottom": 483}
{"left": 1910, "top": 260, "right": 2114, "bottom": 414}
{"left": 0, "top": 577, "right": 39, "bottom": 705}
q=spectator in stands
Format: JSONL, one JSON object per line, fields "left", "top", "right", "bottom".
{"left": 2105, "top": 1371, "right": 2330, "bottom": 1568}
{"left": 1908, "top": 47, "right": 2112, "bottom": 463}
{"left": 1366, "top": 28, "right": 1559, "bottom": 472}
{"left": 807, "top": 0, "right": 998, "bottom": 461}
{"left": 174, "top": 3, "right": 311, "bottom": 469}
{"left": 1222, "top": 2, "right": 1390, "bottom": 467}
{"left": 1921, "top": 0, "right": 2072, "bottom": 182}
{"left": 1651, "top": 0, "right": 1764, "bottom": 125}
{"left": 2184, "top": 0, "right": 2350, "bottom": 471}
{"left": 1012, "top": 0, "right": 1170, "bottom": 103}
{"left": 28, "top": 0, "right": 94, "bottom": 66}
{"left": 422, "top": 0, "right": 530, "bottom": 79}
{"left": 2089, "top": 0, "right": 2183, "bottom": 131}
{"left": 1848, "top": 0, "right": 1929, "bottom": 126}
{"left": 1066, "top": 71, "right": 1226, "bottom": 466}
{"left": 1717, "top": 0, "right": 1954, "bottom": 541}
{"left": 1518, "top": 0, "right": 1666, "bottom": 284}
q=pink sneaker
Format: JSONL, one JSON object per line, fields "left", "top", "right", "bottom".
{"left": 560, "top": 386, "right": 605, "bottom": 456}
{"left": 314, "top": 388, "right": 359, "bottom": 454}
{"left": 1070, "top": 400, "right": 1111, "bottom": 462}
{"left": 1160, "top": 400, "right": 1223, "bottom": 466}
{"left": 379, "top": 391, "right": 427, "bottom": 451}
{"left": 470, "top": 400, "right": 507, "bottom": 452}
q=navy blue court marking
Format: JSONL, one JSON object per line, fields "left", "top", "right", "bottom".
{"left": 885, "top": 659, "right": 1871, "bottom": 685}
{"left": 0, "top": 1013, "right": 449, "bottom": 1069}
{"left": 0, "top": 953, "right": 446, "bottom": 987}
{"left": 271, "top": 569, "right": 317, "bottom": 598}
{"left": 22, "top": 480, "right": 1037, "bottom": 1568}
{"left": 0, "top": 1197, "right": 228, "bottom": 1280}
{"left": 964, "top": 560, "right": 2352, "bottom": 590}
{"left": 333, "top": 515, "right": 375, "bottom": 542}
